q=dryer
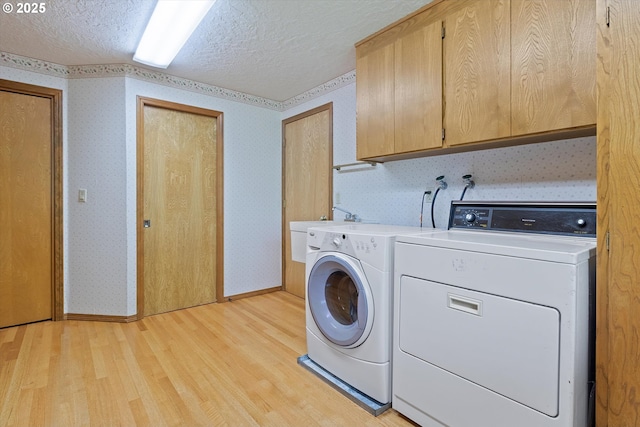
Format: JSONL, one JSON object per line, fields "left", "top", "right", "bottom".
{"left": 392, "top": 202, "right": 596, "bottom": 427}
{"left": 305, "top": 223, "right": 421, "bottom": 404}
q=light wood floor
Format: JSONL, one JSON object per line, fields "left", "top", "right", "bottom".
{"left": 0, "top": 291, "right": 416, "bottom": 426}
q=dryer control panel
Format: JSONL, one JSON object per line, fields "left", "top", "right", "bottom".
{"left": 449, "top": 201, "right": 596, "bottom": 237}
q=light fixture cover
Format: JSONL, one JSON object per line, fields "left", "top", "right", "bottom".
{"left": 134, "top": 0, "right": 216, "bottom": 69}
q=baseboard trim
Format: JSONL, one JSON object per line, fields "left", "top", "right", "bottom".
{"left": 224, "top": 286, "right": 282, "bottom": 302}
{"left": 64, "top": 313, "right": 138, "bottom": 323}
{"left": 64, "top": 287, "right": 284, "bottom": 318}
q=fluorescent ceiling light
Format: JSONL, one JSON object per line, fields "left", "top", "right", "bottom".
{"left": 134, "top": 0, "right": 216, "bottom": 69}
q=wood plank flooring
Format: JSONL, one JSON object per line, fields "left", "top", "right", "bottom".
{"left": 0, "top": 291, "right": 415, "bottom": 426}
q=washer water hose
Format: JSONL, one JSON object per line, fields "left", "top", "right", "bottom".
{"left": 431, "top": 176, "right": 448, "bottom": 228}
{"left": 460, "top": 174, "right": 475, "bottom": 200}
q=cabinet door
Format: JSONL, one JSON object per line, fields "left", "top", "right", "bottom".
{"left": 511, "top": 0, "right": 596, "bottom": 135}
{"left": 356, "top": 41, "right": 395, "bottom": 159}
{"left": 444, "top": 0, "right": 511, "bottom": 146}
{"left": 395, "top": 19, "right": 443, "bottom": 153}
{"left": 596, "top": 0, "right": 640, "bottom": 425}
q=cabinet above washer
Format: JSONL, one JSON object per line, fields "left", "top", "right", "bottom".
{"left": 355, "top": 0, "right": 596, "bottom": 162}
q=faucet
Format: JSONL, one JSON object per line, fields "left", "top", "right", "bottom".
{"left": 460, "top": 174, "right": 475, "bottom": 200}
{"left": 333, "top": 206, "right": 361, "bottom": 222}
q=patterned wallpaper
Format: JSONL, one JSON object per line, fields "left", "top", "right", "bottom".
{"left": 125, "top": 78, "right": 283, "bottom": 308}
{"left": 66, "top": 77, "right": 129, "bottom": 314}
{"left": 1, "top": 63, "right": 282, "bottom": 316}
{"left": 282, "top": 83, "right": 597, "bottom": 228}
{"left": 2, "top": 56, "right": 597, "bottom": 316}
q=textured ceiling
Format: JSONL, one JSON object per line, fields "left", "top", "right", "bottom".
{"left": 0, "top": 0, "right": 433, "bottom": 101}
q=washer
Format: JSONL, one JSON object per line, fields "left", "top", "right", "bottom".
{"left": 392, "top": 202, "right": 596, "bottom": 427}
{"left": 306, "top": 223, "right": 421, "bottom": 404}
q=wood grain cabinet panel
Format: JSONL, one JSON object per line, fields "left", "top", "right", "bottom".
{"left": 511, "top": 0, "right": 596, "bottom": 135}
{"left": 395, "top": 19, "right": 443, "bottom": 153}
{"left": 444, "top": 0, "right": 511, "bottom": 146}
{"left": 355, "top": 0, "right": 596, "bottom": 161}
{"left": 596, "top": 0, "right": 640, "bottom": 425}
{"left": 356, "top": 41, "right": 395, "bottom": 159}
{"left": 357, "top": 18, "right": 444, "bottom": 159}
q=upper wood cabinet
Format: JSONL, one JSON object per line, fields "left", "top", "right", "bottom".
{"left": 444, "top": 0, "right": 511, "bottom": 146}
{"left": 355, "top": 0, "right": 596, "bottom": 161}
{"left": 394, "top": 19, "right": 443, "bottom": 154}
{"left": 511, "top": 0, "right": 596, "bottom": 135}
{"left": 356, "top": 15, "right": 443, "bottom": 159}
{"left": 356, "top": 40, "right": 395, "bottom": 159}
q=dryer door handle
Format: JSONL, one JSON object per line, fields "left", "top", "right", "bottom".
{"left": 448, "top": 294, "right": 482, "bottom": 316}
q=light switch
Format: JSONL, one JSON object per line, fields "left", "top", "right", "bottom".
{"left": 78, "top": 189, "right": 87, "bottom": 203}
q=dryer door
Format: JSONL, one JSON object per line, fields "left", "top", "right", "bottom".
{"left": 307, "top": 254, "right": 374, "bottom": 348}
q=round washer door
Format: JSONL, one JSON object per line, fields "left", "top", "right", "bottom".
{"left": 307, "top": 253, "right": 374, "bottom": 348}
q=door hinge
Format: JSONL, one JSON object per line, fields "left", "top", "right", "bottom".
{"left": 606, "top": 231, "right": 610, "bottom": 251}
{"left": 283, "top": 199, "right": 286, "bottom": 208}
{"left": 441, "top": 26, "right": 445, "bottom": 39}
{"left": 442, "top": 128, "right": 446, "bottom": 140}
{"left": 606, "top": 6, "right": 610, "bottom": 27}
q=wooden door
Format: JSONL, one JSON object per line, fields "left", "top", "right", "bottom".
{"left": 282, "top": 104, "right": 332, "bottom": 299}
{"left": 356, "top": 40, "right": 395, "bottom": 159}
{"left": 137, "top": 98, "right": 223, "bottom": 317}
{"left": 596, "top": 0, "right": 640, "bottom": 425}
{"left": 394, "top": 18, "right": 443, "bottom": 154}
{"left": 443, "top": 0, "right": 510, "bottom": 146}
{"left": 0, "top": 87, "right": 56, "bottom": 328}
{"left": 511, "top": 0, "right": 596, "bottom": 136}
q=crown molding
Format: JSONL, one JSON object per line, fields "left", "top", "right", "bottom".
{"left": 281, "top": 70, "right": 356, "bottom": 110}
{"left": 1, "top": 51, "right": 355, "bottom": 112}
{"left": 68, "top": 62, "right": 283, "bottom": 110}
{"left": 0, "top": 51, "right": 70, "bottom": 78}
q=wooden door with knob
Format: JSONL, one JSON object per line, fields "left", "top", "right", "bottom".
{"left": 137, "top": 97, "right": 223, "bottom": 317}
{"left": 0, "top": 80, "right": 63, "bottom": 328}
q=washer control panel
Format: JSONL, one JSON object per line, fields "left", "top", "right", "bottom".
{"left": 449, "top": 201, "right": 596, "bottom": 237}
{"left": 321, "top": 231, "right": 380, "bottom": 251}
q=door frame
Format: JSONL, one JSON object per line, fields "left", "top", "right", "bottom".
{"left": 281, "top": 102, "right": 333, "bottom": 294}
{"left": 0, "top": 79, "right": 64, "bottom": 322}
{"left": 136, "top": 96, "right": 224, "bottom": 318}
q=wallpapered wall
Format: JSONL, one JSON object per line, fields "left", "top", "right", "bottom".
{"left": 124, "top": 78, "right": 283, "bottom": 312}
{"left": 1, "top": 60, "right": 596, "bottom": 317}
{"left": 282, "top": 83, "right": 596, "bottom": 228}
{"left": 67, "top": 78, "right": 129, "bottom": 315}
{"left": 1, "top": 64, "right": 282, "bottom": 316}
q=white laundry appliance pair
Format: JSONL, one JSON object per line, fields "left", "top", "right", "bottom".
{"left": 304, "top": 223, "right": 421, "bottom": 404}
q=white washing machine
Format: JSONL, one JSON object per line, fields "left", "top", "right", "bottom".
{"left": 392, "top": 201, "right": 597, "bottom": 427}
{"left": 305, "top": 223, "right": 421, "bottom": 404}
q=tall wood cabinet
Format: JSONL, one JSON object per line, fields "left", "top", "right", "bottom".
{"left": 356, "top": 0, "right": 596, "bottom": 161}
{"left": 596, "top": 0, "right": 640, "bottom": 425}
